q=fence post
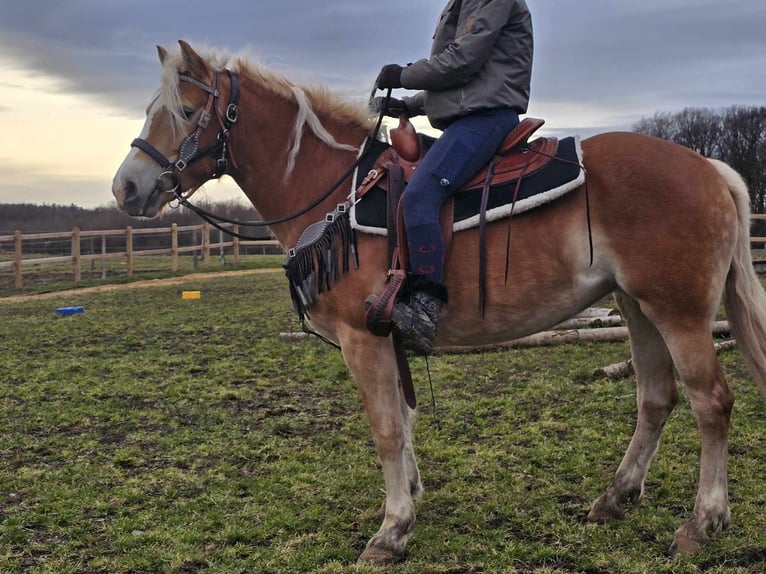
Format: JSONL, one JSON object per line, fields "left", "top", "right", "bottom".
{"left": 219, "top": 227, "right": 226, "bottom": 266}
{"left": 203, "top": 223, "right": 211, "bottom": 263}
{"left": 14, "top": 230, "right": 22, "bottom": 289}
{"left": 126, "top": 226, "right": 133, "bottom": 276}
{"left": 232, "top": 224, "right": 240, "bottom": 265}
{"left": 72, "top": 226, "right": 81, "bottom": 282}
{"left": 192, "top": 228, "right": 199, "bottom": 269}
{"left": 171, "top": 223, "right": 179, "bottom": 272}
{"left": 101, "top": 234, "right": 107, "bottom": 279}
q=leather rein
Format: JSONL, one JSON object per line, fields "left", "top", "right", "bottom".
{"left": 133, "top": 69, "right": 389, "bottom": 241}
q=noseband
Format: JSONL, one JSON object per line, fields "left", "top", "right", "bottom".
{"left": 131, "top": 70, "right": 240, "bottom": 197}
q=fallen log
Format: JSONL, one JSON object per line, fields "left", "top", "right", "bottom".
{"left": 437, "top": 321, "right": 730, "bottom": 354}
{"left": 573, "top": 307, "right": 621, "bottom": 319}
{"left": 593, "top": 338, "right": 737, "bottom": 381}
{"left": 554, "top": 315, "right": 623, "bottom": 330}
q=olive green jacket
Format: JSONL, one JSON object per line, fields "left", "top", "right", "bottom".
{"left": 401, "top": 0, "right": 533, "bottom": 130}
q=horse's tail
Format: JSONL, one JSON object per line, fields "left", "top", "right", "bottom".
{"left": 711, "top": 158, "right": 766, "bottom": 399}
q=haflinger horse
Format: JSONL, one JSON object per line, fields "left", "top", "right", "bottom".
{"left": 113, "top": 41, "right": 766, "bottom": 563}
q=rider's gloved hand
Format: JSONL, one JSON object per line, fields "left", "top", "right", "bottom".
{"left": 370, "top": 96, "right": 409, "bottom": 118}
{"left": 376, "top": 64, "right": 404, "bottom": 89}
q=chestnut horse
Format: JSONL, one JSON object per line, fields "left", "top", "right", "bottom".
{"left": 112, "top": 41, "right": 766, "bottom": 562}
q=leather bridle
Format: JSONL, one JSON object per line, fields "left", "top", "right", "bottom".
{"left": 130, "top": 74, "right": 390, "bottom": 240}
{"left": 131, "top": 70, "right": 240, "bottom": 199}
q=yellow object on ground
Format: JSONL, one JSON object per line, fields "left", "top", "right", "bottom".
{"left": 182, "top": 291, "right": 201, "bottom": 300}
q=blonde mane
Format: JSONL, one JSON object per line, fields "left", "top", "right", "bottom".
{"left": 158, "top": 44, "right": 373, "bottom": 177}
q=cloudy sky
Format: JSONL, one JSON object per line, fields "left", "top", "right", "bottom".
{"left": 1, "top": 0, "right": 764, "bottom": 208}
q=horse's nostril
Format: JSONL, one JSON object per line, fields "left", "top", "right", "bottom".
{"left": 121, "top": 179, "right": 145, "bottom": 216}
{"left": 124, "top": 179, "right": 138, "bottom": 201}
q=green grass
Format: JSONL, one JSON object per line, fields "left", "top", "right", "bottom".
{"left": 0, "top": 273, "right": 764, "bottom": 573}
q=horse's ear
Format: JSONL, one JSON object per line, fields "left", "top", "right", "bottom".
{"left": 178, "top": 40, "right": 207, "bottom": 78}
{"left": 157, "top": 45, "right": 168, "bottom": 65}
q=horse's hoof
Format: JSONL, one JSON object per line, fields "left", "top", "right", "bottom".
{"left": 668, "top": 527, "right": 707, "bottom": 556}
{"left": 358, "top": 544, "right": 402, "bottom": 564}
{"left": 667, "top": 537, "right": 703, "bottom": 556}
{"left": 586, "top": 496, "right": 625, "bottom": 522}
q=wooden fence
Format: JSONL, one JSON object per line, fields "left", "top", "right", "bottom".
{"left": 0, "top": 223, "right": 280, "bottom": 289}
{"left": 2, "top": 216, "right": 766, "bottom": 291}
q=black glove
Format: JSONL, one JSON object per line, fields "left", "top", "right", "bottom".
{"left": 371, "top": 96, "right": 409, "bottom": 118}
{"left": 377, "top": 64, "right": 404, "bottom": 89}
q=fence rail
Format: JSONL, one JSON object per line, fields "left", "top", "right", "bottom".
{"left": 2, "top": 216, "right": 766, "bottom": 291}
{"left": 0, "top": 223, "right": 280, "bottom": 289}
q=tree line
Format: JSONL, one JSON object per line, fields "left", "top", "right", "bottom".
{"left": 633, "top": 105, "right": 766, "bottom": 215}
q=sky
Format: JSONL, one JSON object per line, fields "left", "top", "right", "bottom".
{"left": 0, "top": 0, "right": 764, "bottom": 209}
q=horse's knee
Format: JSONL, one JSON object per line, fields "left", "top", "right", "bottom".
{"left": 638, "top": 389, "right": 678, "bottom": 428}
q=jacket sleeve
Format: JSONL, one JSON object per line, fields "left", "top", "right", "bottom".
{"left": 402, "top": 91, "right": 426, "bottom": 116}
{"left": 401, "top": 0, "right": 517, "bottom": 92}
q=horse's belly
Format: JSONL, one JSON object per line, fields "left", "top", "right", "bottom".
{"left": 436, "top": 265, "right": 615, "bottom": 347}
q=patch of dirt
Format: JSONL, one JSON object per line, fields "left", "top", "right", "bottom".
{"left": 0, "top": 268, "right": 281, "bottom": 304}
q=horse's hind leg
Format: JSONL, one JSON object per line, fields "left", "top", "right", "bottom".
{"left": 588, "top": 290, "right": 679, "bottom": 521}
{"left": 663, "top": 327, "right": 733, "bottom": 554}
{"left": 338, "top": 326, "right": 422, "bottom": 563}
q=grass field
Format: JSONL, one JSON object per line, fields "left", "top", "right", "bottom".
{"left": 0, "top": 271, "right": 764, "bottom": 573}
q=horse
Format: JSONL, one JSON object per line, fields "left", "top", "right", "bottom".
{"left": 112, "top": 40, "right": 766, "bottom": 563}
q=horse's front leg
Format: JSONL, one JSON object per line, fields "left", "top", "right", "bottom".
{"left": 338, "top": 325, "right": 422, "bottom": 563}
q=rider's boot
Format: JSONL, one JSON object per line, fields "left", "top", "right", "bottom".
{"left": 389, "top": 275, "right": 448, "bottom": 355}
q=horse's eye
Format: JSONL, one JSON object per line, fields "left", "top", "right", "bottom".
{"left": 180, "top": 106, "right": 195, "bottom": 120}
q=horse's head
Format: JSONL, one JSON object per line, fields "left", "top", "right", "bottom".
{"left": 112, "top": 40, "right": 239, "bottom": 217}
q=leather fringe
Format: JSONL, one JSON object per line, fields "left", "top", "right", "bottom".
{"left": 284, "top": 203, "right": 358, "bottom": 321}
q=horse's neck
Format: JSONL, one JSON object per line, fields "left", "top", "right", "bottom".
{"left": 229, "top": 83, "right": 367, "bottom": 248}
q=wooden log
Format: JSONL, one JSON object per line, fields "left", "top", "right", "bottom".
{"left": 437, "top": 321, "right": 730, "bottom": 354}
{"left": 573, "top": 307, "right": 621, "bottom": 319}
{"left": 594, "top": 359, "right": 634, "bottom": 380}
{"left": 593, "top": 338, "right": 737, "bottom": 381}
{"left": 554, "top": 315, "right": 623, "bottom": 330}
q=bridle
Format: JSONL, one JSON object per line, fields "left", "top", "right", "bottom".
{"left": 130, "top": 69, "right": 240, "bottom": 200}
{"left": 131, "top": 70, "right": 390, "bottom": 240}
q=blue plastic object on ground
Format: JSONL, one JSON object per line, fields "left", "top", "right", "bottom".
{"left": 56, "top": 306, "right": 84, "bottom": 316}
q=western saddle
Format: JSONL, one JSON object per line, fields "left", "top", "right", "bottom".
{"left": 355, "top": 116, "right": 555, "bottom": 198}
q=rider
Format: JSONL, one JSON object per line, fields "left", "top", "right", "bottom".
{"left": 371, "top": 0, "right": 534, "bottom": 354}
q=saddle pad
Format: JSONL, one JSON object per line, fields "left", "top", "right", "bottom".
{"left": 350, "top": 135, "right": 584, "bottom": 235}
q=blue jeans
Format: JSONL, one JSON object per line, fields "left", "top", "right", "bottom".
{"left": 403, "top": 108, "right": 520, "bottom": 283}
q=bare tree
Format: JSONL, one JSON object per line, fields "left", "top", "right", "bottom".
{"left": 719, "top": 106, "right": 766, "bottom": 213}
{"left": 634, "top": 106, "right": 766, "bottom": 214}
{"left": 673, "top": 108, "right": 722, "bottom": 158}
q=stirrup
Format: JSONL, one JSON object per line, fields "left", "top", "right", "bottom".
{"left": 364, "top": 271, "right": 406, "bottom": 336}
